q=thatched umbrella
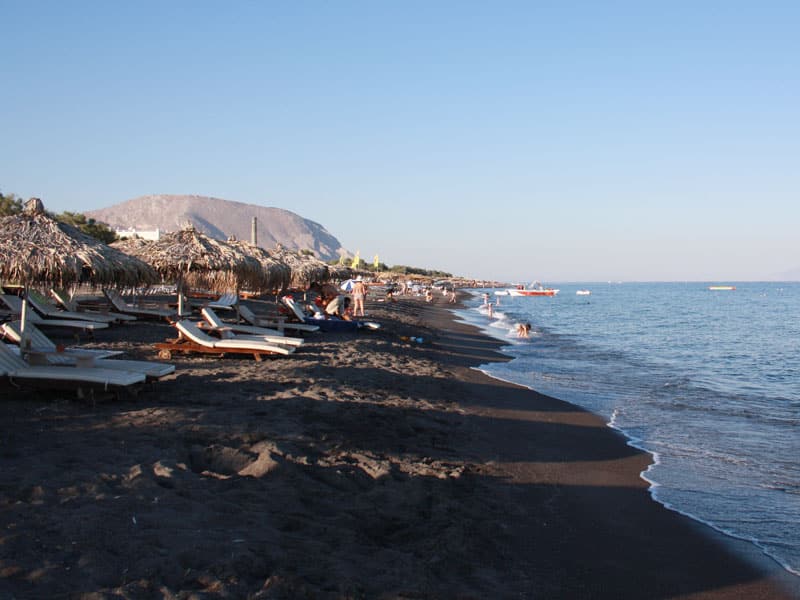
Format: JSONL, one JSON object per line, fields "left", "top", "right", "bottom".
{"left": 226, "top": 240, "right": 292, "bottom": 293}
{"left": 113, "top": 227, "right": 266, "bottom": 315}
{"left": 327, "top": 263, "right": 354, "bottom": 282}
{"left": 268, "top": 245, "right": 330, "bottom": 290}
{"left": 0, "top": 198, "right": 159, "bottom": 338}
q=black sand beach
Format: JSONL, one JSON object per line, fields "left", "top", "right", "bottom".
{"left": 0, "top": 293, "right": 797, "bottom": 598}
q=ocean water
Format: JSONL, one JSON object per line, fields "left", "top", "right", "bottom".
{"left": 456, "top": 282, "right": 800, "bottom": 577}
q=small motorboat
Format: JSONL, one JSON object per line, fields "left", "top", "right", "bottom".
{"left": 506, "top": 282, "right": 560, "bottom": 297}
{"left": 576, "top": 290, "right": 591, "bottom": 296}
{"left": 708, "top": 285, "right": 736, "bottom": 291}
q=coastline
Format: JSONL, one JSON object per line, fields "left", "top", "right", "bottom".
{"left": 427, "top": 294, "right": 799, "bottom": 598}
{"left": 0, "top": 292, "right": 797, "bottom": 598}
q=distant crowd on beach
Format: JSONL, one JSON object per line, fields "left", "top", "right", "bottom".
{"left": 304, "top": 278, "right": 460, "bottom": 320}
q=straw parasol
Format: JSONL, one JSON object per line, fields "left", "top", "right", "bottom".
{"left": 0, "top": 198, "right": 159, "bottom": 337}
{"left": 226, "top": 240, "right": 292, "bottom": 293}
{"left": 327, "top": 263, "right": 354, "bottom": 282}
{"left": 113, "top": 226, "right": 267, "bottom": 315}
{"left": 268, "top": 245, "right": 330, "bottom": 290}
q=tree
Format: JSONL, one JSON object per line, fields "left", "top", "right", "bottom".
{"left": 0, "top": 192, "right": 23, "bottom": 216}
{"left": 55, "top": 211, "right": 118, "bottom": 244}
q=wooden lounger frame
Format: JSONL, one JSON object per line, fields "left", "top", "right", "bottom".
{"left": 154, "top": 337, "right": 277, "bottom": 361}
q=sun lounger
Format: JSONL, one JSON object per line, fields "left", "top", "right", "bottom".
{"left": 2, "top": 320, "right": 172, "bottom": 380}
{"left": 207, "top": 292, "right": 239, "bottom": 310}
{"left": 103, "top": 289, "right": 176, "bottom": 321}
{"left": 287, "top": 295, "right": 382, "bottom": 332}
{"left": 1, "top": 295, "right": 110, "bottom": 333}
{"left": 155, "top": 320, "right": 296, "bottom": 361}
{"left": 4, "top": 342, "right": 174, "bottom": 381}
{"left": 51, "top": 289, "right": 137, "bottom": 322}
{"left": 200, "top": 307, "right": 304, "bottom": 347}
{"left": 2, "top": 320, "right": 123, "bottom": 359}
{"left": 0, "top": 342, "right": 145, "bottom": 395}
{"left": 26, "top": 289, "right": 118, "bottom": 324}
{"left": 239, "top": 304, "right": 319, "bottom": 334}
{"left": 281, "top": 296, "right": 381, "bottom": 332}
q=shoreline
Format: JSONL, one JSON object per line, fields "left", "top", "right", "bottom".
{"left": 448, "top": 291, "right": 800, "bottom": 589}
{"left": 0, "top": 293, "right": 797, "bottom": 598}
{"left": 420, "top": 295, "right": 799, "bottom": 598}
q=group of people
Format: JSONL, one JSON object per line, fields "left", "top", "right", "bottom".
{"left": 307, "top": 278, "right": 458, "bottom": 318}
{"left": 308, "top": 277, "right": 369, "bottom": 321}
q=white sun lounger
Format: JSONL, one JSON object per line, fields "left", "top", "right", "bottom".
{"left": 200, "top": 307, "right": 304, "bottom": 347}
{"left": 26, "top": 290, "right": 118, "bottom": 324}
{"left": 2, "top": 320, "right": 123, "bottom": 359}
{"left": 1, "top": 295, "right": 109, "bottom": 332}
{"left": 0, "top": 342, "right": 145, "bottom": 392}
{"left": 51, "top": 289, "right": 137, "bottom": 322}
{"left": 103, "top": 289, "right": 175, "bottom": 321}
{"left": 242, "top": 302, "right": 319, "bottom": 334}
{"left": 1, "top": 321, "right": 174, "bottom": 381}
{"left": 155, "top": 320, "right": 296, "bottom": 360}
{"left": 207, "top": 292, "right": 239, "bottom": 310}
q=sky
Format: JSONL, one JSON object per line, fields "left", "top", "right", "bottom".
{"left": 1, "top": 1, "right": 798, "bottom": 282}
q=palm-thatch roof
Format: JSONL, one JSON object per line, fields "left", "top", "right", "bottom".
{"left": 327, "top": 264, "right": 354, "bottom": 281}
{"left": 0, "top": 198, "right": 158, "bottom": 289}
{"left": 112, "top": 227, "right": 267, "bottom": 293}
{"left": 268, "top": 246, "right": 330, "bottom": 290}
{"left": 225, "top": 240, "right": 292, "bottom": 292}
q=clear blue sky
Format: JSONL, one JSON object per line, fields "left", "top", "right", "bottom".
{"left": 2, "top": 1, "right": 798, "bottom": 281}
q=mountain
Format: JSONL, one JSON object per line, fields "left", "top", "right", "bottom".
{"left": 85, "top": 195, "right": 348, "bottom": 261}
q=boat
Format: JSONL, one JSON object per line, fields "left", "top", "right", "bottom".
{"left": 708, "top": 285, "right": 736, "bottom": 291}
{"left": 576, "top": 290, "right": 591, "bottom": 296}
{"left": 506, "top": 282, "right": 560, "bottom": 297}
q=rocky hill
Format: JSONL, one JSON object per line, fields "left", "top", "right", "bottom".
{"left": 86, "top": 195, "right": 348, "bottom": 261}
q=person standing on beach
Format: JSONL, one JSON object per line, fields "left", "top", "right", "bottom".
{"left": 449, "top": 287, "right": 457, "bottom": 303}
{"left": 352, "top": 277, "right": 367, "bottom": 316}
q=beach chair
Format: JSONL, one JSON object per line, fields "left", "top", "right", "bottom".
{"left": 2, "top": 320, "right": 123, "bottom": 359}
{"left": 103, "top": 289, "right": 176, "bottom": 321}
{"left": 207, "top": 292, "right": 238, "bottom": 310}
{"left": 281, "top": 296, "right": 381, "bottom": 332}
{"left": 239, "top": 304, "right": 320, "bottom": 334}
{"left": 1, "top": 295, "right": 110, "bottom": 334}
{"left": 0, "top": 342, "right": 145, "bottom": 396}
{"left": 154, "top": 320, "right": 296, "bottom": 361}
{"left": 51, "top": 289, "right": 137, "bottom": 322}
{"left": 26, "top": 289, "right": 118, "bottom": 324}
{"left": 200, "top": 308, "right": 304, "bottom": 347}
{"left": 1, "top": 320, "right": 174, "bottom": 381}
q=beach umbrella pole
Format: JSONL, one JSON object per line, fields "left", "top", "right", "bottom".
{"left": 20, "top": 291, "right": 30, "bottom": 347}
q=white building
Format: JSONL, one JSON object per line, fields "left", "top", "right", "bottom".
{"left": 115, "top": 227, "right": 161, "bottom": 241}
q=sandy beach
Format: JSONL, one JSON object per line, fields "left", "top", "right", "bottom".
{"left": 0, "top": 293, "right": 797, "bottom": 599}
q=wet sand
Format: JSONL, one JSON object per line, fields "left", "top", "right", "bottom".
{"left": 0, "top": 293, "right": 797, "bottom": 598}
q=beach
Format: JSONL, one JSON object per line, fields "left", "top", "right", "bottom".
{"left": 0, "top": 293, "right": 797, "bottom": 599}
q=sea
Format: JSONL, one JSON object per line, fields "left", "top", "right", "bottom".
{"left": 456, "top": 282, "right": 799, "bottom": 578}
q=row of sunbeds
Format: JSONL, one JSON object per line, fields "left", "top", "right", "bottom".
{"left": 0, "top": 289, "right": 178, "bottom": 398}
{"left": 0, "top": 288, "right": 379, "bottom": 398}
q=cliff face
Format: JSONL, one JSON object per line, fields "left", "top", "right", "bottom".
{"left": 86, "top": 194, "right": 348, "bottom": 261}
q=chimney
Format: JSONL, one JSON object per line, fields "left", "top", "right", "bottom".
{"left": 251, "top": 217, "right": 257, "bottom": 245}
